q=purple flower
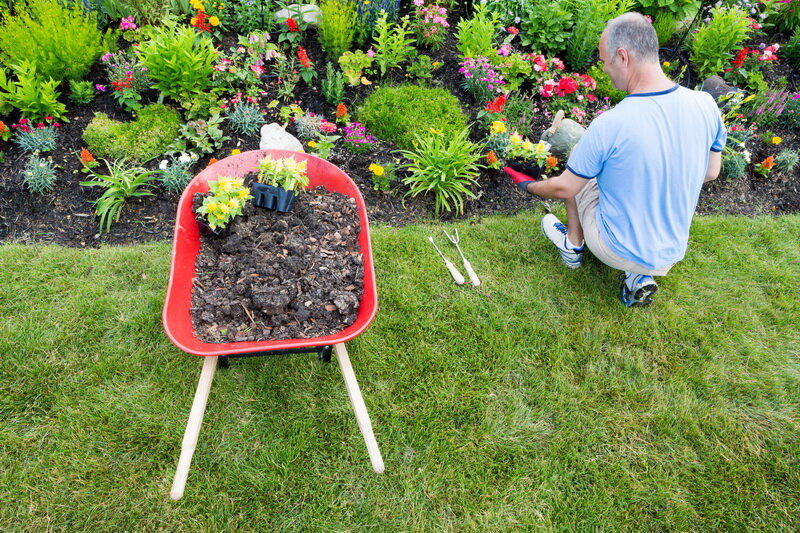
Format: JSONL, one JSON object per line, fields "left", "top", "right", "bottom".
{"left": 95, "top": 84, "right": 106, "bottom": 92}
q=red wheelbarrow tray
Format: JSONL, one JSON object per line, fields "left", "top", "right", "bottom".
{"left": 162, "top": 149, "right": 378, "bottom": 357}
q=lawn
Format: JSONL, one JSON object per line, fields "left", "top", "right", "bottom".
{"left": 1, "top": 210, "right": 798, "bottom": 531}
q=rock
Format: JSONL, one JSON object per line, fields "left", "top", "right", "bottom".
{"left": 540, "top": 110, "right": 585, "bottom": 159}
{"left": 700, "top": 75, "right": 743, "bottom": 103}
{"left": 259, "top": 123, "right": 304, "bottom": 152}
{"left": 274, "top": 4, "right": 322, "bottom": 26}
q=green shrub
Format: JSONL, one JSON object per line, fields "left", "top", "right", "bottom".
{"left": 565, "top": 0, "right": 632, "bottom": 70}
{"left": 397, "top": 127, "right": 483, "bottom": 215}
{"left": 690, "top": 6, "right": 751, "bottom": 79}
{"left": 0, "top": 0, "right": 115, "bottom": 83}
{"left": 519, "top": 0, "right": 573, "bottom": 58}
{"left": 455, "top": 3, "right": 498, "bottom": 59}
{"left": 137, "top": 19, "right": 217, "bottom": 102}
{"left": 319, "top": 0, "right": 356, "bottom": 61}
{"left": 777, "top": 96, "right": 800, "bottom": 131}
{"left": 503, "top": 94, "right": 539, "bottom": 138}
{"left": 782, "top": 29, "right": 800, "bottom": 71}
{"left": 0, "top": 61, "right": 67, "bottom": 121}
{"left": 357, "top": 84, "right": 468, "bottom": 151}
{"left": 372, "top": 13, "right": 416, "bottom": 77}
{"left": 321, "top": 62, "right": 345, "bottom": 105}
{"left": 83, "top": 104, "right": 182, "bottom": 163}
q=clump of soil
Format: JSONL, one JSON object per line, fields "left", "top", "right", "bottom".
{"left": 190, "top": 186, "right": 364, "bottom": 343}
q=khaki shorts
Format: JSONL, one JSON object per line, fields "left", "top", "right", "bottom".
{"left": 575, "top": 179, "right": 672, "bottom": 276}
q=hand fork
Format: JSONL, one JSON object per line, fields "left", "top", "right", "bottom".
{"left": 428, "top": 236, "right": 465, "bottom": 285}
{"left": 443, "top": 229, "right": 480, "bottom": 286}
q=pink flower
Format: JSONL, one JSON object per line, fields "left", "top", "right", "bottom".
{"left": 95, "top": 84, "right": 106, "bottom": 92}
{"left": 414, "top": 0, "right": 423, "bottom": 5}
{"left": 119, "top": 16, "right": 137, "bottom": 30}
{"left": 366, "top": 49, "right": 375, "bottom": 58}
{"left": 552, "top": 58, "right": 565, "bottom": 70}
{"left": 532, "top": 54, "right": 547, "bottom": 72}
{"left": 540, "top": 79, "right": 557, "bottom": 97}
{"left": 497, "top": 44, "right": 512, "bottom": 57}
{"left": 101, "top": 52, "right": 114, "bottom": 62}
{"left": 320, "top": 120, "right": 337, "bottom": 133}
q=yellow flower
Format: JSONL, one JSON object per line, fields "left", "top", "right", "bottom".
{"left": 190, "top": 16, "right": 198, "bottom": 25}
{"left": 428, "top": 128, "right": 442, "bottom": 135}
{"left": 509, "top": 132, "right": 523, "bottom": 144}
{"left": 490, "top": 121, "right": 506, "bottom": 134}
{"left": 772, "top": 136, "right": 782, "bottom": 144}
{"left": 521, "top": 140, "right": 534, "bottom": 151}
{"left": 308, "top": 140, "right": 318, "bottom": 148}
{"left": 219, "top": 203, "right": 230, "bottom": 213}
{"left": 206, "top": 201, "right": 219, "bottom": 212}
{"left": 209, "top": 15, "right": 220, "bottom": 26}
{"left": 231, "top": 148, "right": 241, "bottom": 155}
{"left": 369, "top": 163, "right": 384, "bottom": 176}
{"left": 228, "top": 198, "right": 240, "bottom": 209}
{"left": 662, "top": 61, "right": 671, "bottom": 68}
{"left": 238, "top": 188, "right": 250, "bottom": 199}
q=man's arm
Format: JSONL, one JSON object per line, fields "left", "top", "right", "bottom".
{"left": 704, "top": 150, "right": 721, "bottom": 183}
{"left": 525, "top": 168, "right": 591, "bottom": 199}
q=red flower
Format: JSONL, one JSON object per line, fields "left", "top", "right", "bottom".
{"left": 486, "top": 150, "right": 498, "bottom": 165}
{"left": 297, "top": 46, "right": 311, "bottom": 68}
{"left": 555, "top": 76, "right": 578, "bottom": 96}
{"left": 285, "top": 17, "right": 298, "bottom": 32}
{"left": 731, "top": 47, "right": 749, "bottom": 69}
{"left": 506, "top": 26, "right": 519, "bottom": 35}
{"left": 336, "top": 103, "right": 348, "bottom": 118}
{"left": 191, "top": 10, "right": 212, "bottom": 32}
{"left": 485, "top": 94, "right": 507, "bottom": 114}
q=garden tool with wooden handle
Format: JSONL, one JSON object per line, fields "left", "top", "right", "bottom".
{"left": 428, "top": 236, "right": 465, "bottom": 285}
{"left": 443, "top": 229, "right": 480, "bottom": 287}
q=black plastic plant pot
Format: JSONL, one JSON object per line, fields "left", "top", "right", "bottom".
{"left": 195, "top": 213, "right": 230, "bottom": 238}
{"left": 252, "top": 182, "right": 296, "bottom": 213}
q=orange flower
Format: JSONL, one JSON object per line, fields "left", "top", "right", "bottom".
{"left": 79, "top": 148, "right": 95, "bottom": 165}
{"left": 207, "top": 158, "right": 219, "bottom": 166}
{"left": 486, "top": 150, "right": 498, "bottom": 165}
{"left": 760, "top": 156, "right": 775, "bottom": 170}
{"left": 0, "top": 120, "right": 8, "bottom": 134}
{"left": 336, "top": 103, "right": 348, "bottom": 119}
{"left": 546, "top": 155, "right": 558, "bottom": 170}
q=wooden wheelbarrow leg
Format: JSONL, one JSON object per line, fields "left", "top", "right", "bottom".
{"left": 170, "top": 355, "right": 219, "bottom": 500}
{"left": 334, "top": 343, "right": 385, "bottom": 473}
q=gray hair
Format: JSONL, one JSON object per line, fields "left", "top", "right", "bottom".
{"left": 604, "top": 12, "right": 659, "bottom": 64}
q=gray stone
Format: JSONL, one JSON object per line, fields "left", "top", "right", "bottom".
{"left": 540, "top": 111, "right": 585, "bottom": 159}
{"left": 259, "top": 123, "right": 303, "bottom": 152}
{"left": 274, "top": 4, "right": 322, "bottom": 26}
{"left": 700, "top": 75, "right": 743, "bottom": 102}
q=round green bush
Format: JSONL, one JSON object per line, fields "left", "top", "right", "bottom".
{"left": 83, "top": 104, "right": 182, "bottom": 164}
{"left": 356, "top": 85, "right": 469, "bottom": 151}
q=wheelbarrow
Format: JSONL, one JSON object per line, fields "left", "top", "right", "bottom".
{"left": 162, "top": 149, "right": 383, "bottom": 500}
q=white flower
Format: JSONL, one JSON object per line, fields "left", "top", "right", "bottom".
{"left": 743, "top": 150, "right": 751, "bottom": 163}
{"left": 178, "top": 153, "right": 193, "bottom": 164}
{"left": 159, "top": 159, "right": 169, "bottom": 170}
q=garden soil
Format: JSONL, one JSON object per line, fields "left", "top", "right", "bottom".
{"left": 191, "top": 185, "right": 363, "bottom": 343}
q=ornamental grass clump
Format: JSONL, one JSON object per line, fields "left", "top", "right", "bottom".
{"left": 22, "top": 154, "right": 57, "bottom": 194}
{"left": 195, "top": 176, "right": 252, "bottom": 231}
{"left": 397, "top": 127, "right": 483, "bottom": 215}
{"left": 257, "top": 155, "right": 309, "bottom": 192}
{"left": 226, "top": 102, "right": 264, "bottom": 136}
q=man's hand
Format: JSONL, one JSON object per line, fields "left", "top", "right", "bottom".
{"left": 503, "top": 162, "right": 543, "bottom": 192}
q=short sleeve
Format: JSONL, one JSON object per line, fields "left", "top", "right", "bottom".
{"left": 710, "top": 109, "right": 727, "bottom": 152}
{"left": 566, "top": 116, "right": 611, "bottom": 179}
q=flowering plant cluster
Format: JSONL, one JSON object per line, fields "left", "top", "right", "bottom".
{"left": 296, "top": 46, "right": 317, "bottom": 84}
{"left": 476, "top": 93, "right": 507, "bottom": 127}
{"left": 212, "top": 33, "right": 277, "bottom": 103}
{"left": 484, "top": 120, "right": 555, "bottom": 169}
{"left": 11, "top": 117, "right": 61, "bottom": 153}
{"left": 190, "top": 0, "right": 223, "bottom": 33}
{"left": 0, "top": 120, "right": 11, "bottom": 142}
{"left": 538, "top": 72, "right": 598, "bottom": 123}
{"left": 119, "top": 16, "right": 138, "bottom": 31}
{"left": 724, "top": 43, "right": 780, "bottom": 91}
{"left": 754, "top": 155, "right": 775, "bottom": 176}
{"left": 343, "top": 122, "right": 376, "bottom": 153}
{"left": 278, "top": 16, "right": 305, "bottom": 46}
{"left": 257, "top": 155, "right": 310, "bottom": 191}
{"left": 196, "top": 176, "right": 252, "bottom": 230}
{"left": 411, "top": 0, "right": 449, "bottom": 50}
{"left": 78, "top": 147, "right": 100, "bottom": 172}
{"left": 459, "top": 56, "right": 506, "bottom": 102}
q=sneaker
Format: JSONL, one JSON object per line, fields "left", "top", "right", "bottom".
{"left": 618, "top": 273, "right": 658, "bottom": 307}
{"left": 541, "top": 213, "right": 584, "bottom": 269}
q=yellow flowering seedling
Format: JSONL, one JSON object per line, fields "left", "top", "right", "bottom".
{"left": 257, "top": 155, "right": 310, "bottom": 192}
{"left": 196, "top": 176, "right": 252, "bottom": 230}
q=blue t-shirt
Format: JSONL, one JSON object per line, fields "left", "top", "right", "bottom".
{"left": 567, "top": 84, "right": 726, "bottom": 270}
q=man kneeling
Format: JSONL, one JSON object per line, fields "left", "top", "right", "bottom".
{"left": 505, "top": 12, "right": 726, "bottom": 307}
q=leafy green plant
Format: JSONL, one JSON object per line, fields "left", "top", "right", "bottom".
{"left": 195, "top": 176, "right": 252, "bottom": 230}
{"left": 497, "top": 53, "right": 532, "bottom": 92}
{"left": 503, "top": 94, "right": 540, "bottom": 138}
{"left": 455, "top": 3, "right": 498, "bottom": 59}
{"left": 231, "top": 0, "right": 274, "bottom": 34}
{"left": 293, "top": 113, "right": 323, "bottom": 140}
{"left": 357, "top": 84, "right": 469, "bottom": 151}
{"left": 22, "top": 153, "right": 57, "bottom": 194}
{"left": 368, "top": 160, "right": 395, "bottom": 192}
{"left": 652, "top": 10, "right": 679, "bottom": 47}
{"left": 168, "top": 112, "right": 230, "bottom": 157}
{"left": 13, "top": 122, "right": 58, "bottom": 153}
{"left": 68, "top": 80, "right": 96, "bottom": 106}
{"left": 80, "top": 159, "right": 159, "bottom": 233}
{"left": 777, "top": 94, "right": 800, "bottom": 131}
{"left": 690, "top": 6, "right": 751, "bottom": 79}
{"left": 774, "top": 148, "right": 799, "bottom": 173}
{"left": 137, "top": 19, "right": 218, "bottom": 102}
{"left": 782, "top": 28, "right": 800, "bottom": 70}
{"left": 405, "top": 53, "right": 440, "bottom": 83}
{"left": 372, "top": 13, "right": 416, "bottom": 77}
{"left": 721, "top": 149, "right": 748, "bottom": 180}
{"left": 319, "top": 0, "right": 356, "bottom": 61}
{"left": 257, "top": 155, "right": 310, "bottom": 191}
{"left": 83, "top": 104, "right": 183, "bottom": 163}
{"left": 227, "top": 102, "right": 264, "bottom": 136}
{"left": 0, "top": 61, "right": 67, "bottom": 121}
{"left": 0, "top": 0, "right": 115, "bottom": 83}
{"left": 274, "top": 53, "right": 300, "bottom": 100}
{"left": 519, "top": 0, "right": 573, "bottom": 58}
{"left": 565, "top": 0, "right": 632, "bottom": 70}
{"left": 397, "top": 128, "right": 483, "bottom": 215}
{"left": 321, "top": 62, "right": 346, "bottom": 105}
{"left": 338, "top": 50, "right": 374, "bottom": 85}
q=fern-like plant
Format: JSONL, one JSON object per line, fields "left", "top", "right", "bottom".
{"left": 396, "top": 128, "right": 483, "bottom": 215}
{"left": 319, "top": 0, "right": 356, "bottom": 61}
{"left": 372, "top": 13, "right": 416, "bottom": 77}
{"left": 0, "top": 61, "right": 68, "bottom": 121}
{"left": 455, "top": 3, "right": 498, "bottom": 59}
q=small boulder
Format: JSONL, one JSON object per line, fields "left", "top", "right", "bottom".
{"left": 274, "top": 4, "right": 322, "bottom": 26}
{"left": 540, "top": 110, "right": 585, "bottom": 159}
{"left": 700, "top": 75, "right": 743, "bottom": 103}
{"left": 259, "top": 122, "right": 303, "bottom": 152}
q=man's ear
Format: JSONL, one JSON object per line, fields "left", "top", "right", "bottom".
{"left": 617, "top": 47, "right": 630, "bottom": 65}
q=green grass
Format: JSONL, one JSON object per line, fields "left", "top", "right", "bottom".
{"left": 1, "top": 210, "right": 798, "bottom": 531}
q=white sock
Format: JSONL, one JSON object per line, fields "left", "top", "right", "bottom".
{"left": 566, "top": 236, "right": 584, "bottom": 251}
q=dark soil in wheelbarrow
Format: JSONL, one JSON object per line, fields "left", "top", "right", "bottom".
{"left": 191, "top": 185, "right": 364, "bottom": 344}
